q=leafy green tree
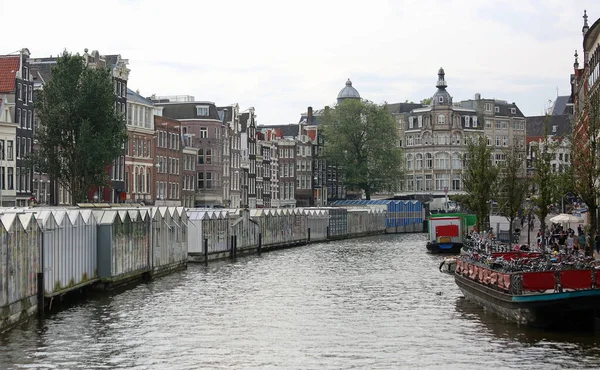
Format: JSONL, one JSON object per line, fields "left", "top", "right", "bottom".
{"left": 420, "top": 98, "right": 432, "bottom": 105}
{"left": 461, "top": 136, "right": 499, "bottom": 233}
{"left": 573, "top": 92, "right": 600, "bottom": 238}
{"left": 30, "top": 51, "right": 127, "bottom": 205}
{"left": 496, "top": 145, "right": 528, "bottom": 247}
{"left": 530, "top": 116, "right": 560, "bottom": 247}
{"left": 321, "top": 99, "right": 403, "bottom": 200}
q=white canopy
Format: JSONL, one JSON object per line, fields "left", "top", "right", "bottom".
{"left": 550, "top": 213, "right": 584, "bottom": 225}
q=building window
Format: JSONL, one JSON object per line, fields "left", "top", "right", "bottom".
{"left": 435, "top": 173, "right": 449, "bottom": 191}
{"left": 406, "top": 154, "right": 413, "bottom": 170}
{"left": 425, "top": 153, "right": 433, "bottom": 169}
{"left": 485, "top": 103, "right": 493, "bottom": 112}
{"left": 434, "top": 152, "right": 450, "bottom": 169}
{"left": 472, "top": 116, "right": 478, "bottom": 128}
{"left": 196, "top": 106, "right": 209, "bottom": 116}
{"left": 452, "top": 174, "right": 461, "bottom": 190}
{"left": 452, "top": 153, "right": 461, "bottom": 169}
{"left": 206, "top": 173, "right": 212, "bottom": 189}
{"left": 200, "top": 127, "right": 208, "bottom": 138}
{"left": 437, "top": 114, "right": 445, "bottom": 125}
{"left": 425, "top": 174, "right": 433, "bottom": 191}
{"left": 415, "top": 154, "right": 423, "bottom": 170}
{"left": 198, "top": 149, "right": 204, "bottom": 164}
{"left": 511, "top": 108, "right": 516, "bottom": 114}
{"left": 495, "top": 106, "right": 500, "bottom": 113}
{"left": 439, "top": 96, "right": 443, "bottom": 103}
{"left": 198, "top": 173, "right": 204, "bottom": 189}
{"left": 418, "top": 115, "right": 423, "bottom": 128}
{"left": 409, "top": 117, "right": 414, "bottom": 129}
{"left": 464, "top": 116, "right": 470, "bottom": 127}
{"left": 7, "top": 140, "right": 13, "bottom": 161}
{"left": 7, "top": 168, "right": 13, "bottom": 190}
{"left": 206, "top": 149, "right": 212, "bottom": 164}
{"left": 552, "top": 125, "right": 557, "bottom": 133}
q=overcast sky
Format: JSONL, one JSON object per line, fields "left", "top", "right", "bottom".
{"left": 5, "top": 0, "right": 600, "bottom": 125}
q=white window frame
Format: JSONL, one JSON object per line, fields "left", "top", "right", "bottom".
{"left": 196, "top": 105, "right": 209, "bottom": 116}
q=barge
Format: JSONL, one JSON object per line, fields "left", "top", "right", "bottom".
{"left": 455, "top": 252, "right": 600, "bottom": 328}
{"left": 426, "top": 213, "right": 475, "bottom": 254}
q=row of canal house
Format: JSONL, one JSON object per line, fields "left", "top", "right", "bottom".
{"left": 2, "top": 47, "right": 351, "bottom": 209}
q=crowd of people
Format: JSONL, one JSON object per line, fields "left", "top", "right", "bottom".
{"left": 532, "top": 217, "right": 600, "bottom": 257}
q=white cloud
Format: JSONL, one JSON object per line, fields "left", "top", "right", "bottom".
{"left": 6, "top": 0, "right": 600, "bottom": 124}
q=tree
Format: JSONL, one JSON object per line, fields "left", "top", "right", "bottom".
{"left": 321, "top": 99, "right": 403, "bottom": 200}
{"left": 496, "top": 145, "right": 528, "bottom": 247}
{"left": 30, "top": 51, "right": 127, "bottom": 205}
{"left": 573, "top": 92, "right": 600, "bottom": 238}
{"left": 420, "top": 98, "right": 432, "bottom": 105}
{"left": 461, "top": 136, "right": 499, "bottom": 233}
{"left": 530, "top": 116, "right": 560, "bottom": 247}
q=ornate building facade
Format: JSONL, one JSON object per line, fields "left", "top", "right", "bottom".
{"left": 396, "top": 68, "right": 526, "bottom": 207}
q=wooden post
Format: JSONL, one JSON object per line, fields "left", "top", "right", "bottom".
{"left": 204, "top": 238, "right": 208, "bottom": 264}
{"left": 258, "top": 233, "right": 262, "bottom": 255}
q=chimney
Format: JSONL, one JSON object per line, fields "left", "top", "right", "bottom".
{"left": 307, "top": 106, "right": 313, "bottom": 125}
{"left": 475, "top": 93, "right": 481, "bottom": 100}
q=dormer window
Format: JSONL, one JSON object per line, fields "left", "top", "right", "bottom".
{"left": 196, "top": 105, "right": 209, "bottom": 116}
{"left": 495, "top": 106, "right": 500, "bottom": 113}
{"left": 552, "top": 125, "right": 558, "bottom": 133}
{"left": 439, "top": 96, "right": 443, "bottom": 103}
{"left": 511, "top": 108, "right": 516, "bottom": 114}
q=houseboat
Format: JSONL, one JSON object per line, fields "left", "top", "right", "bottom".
{"left": 454, "top": 251, "right": 600, "bottom": 328}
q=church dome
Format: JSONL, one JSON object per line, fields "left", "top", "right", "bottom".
{"left": 432, "top": 67, "right": 452, "bottom": 106}
{"left": 337, "top": 78, "right": 361, "bottom": 104}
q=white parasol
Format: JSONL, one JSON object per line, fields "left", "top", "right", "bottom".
{"left": 549, "top": 213, "right": 584, "bottom": 225}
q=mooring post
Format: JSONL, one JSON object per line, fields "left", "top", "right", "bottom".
{"left": 231, "top": 235, "right": 235, "bottom": 259}
{"left": 234, "top": 235, "right": 238, "bottom": 258}
{"left": 37, "top": 235, "right": 45, "bottom": 317}
{"left": 307, "top": 228, "right": 311, "bottom": 243}
{"left": 327, "top": 226, "right": 330, "bottom": 240}
{"left": 258, "top": 233, "right": 262, "bottom": 255}
{"left": 204, "top": 238, "right": 209, "bottom": 264}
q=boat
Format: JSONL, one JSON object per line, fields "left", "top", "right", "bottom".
{"left": 454, "top": 251, "right": 600, "bottom": 328}
{"left": 426, "top": 213, "right": 476, "bottom": 254}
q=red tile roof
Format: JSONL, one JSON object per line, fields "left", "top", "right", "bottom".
{"left": 0, "top": 56, "right": 20, "bottom": 93}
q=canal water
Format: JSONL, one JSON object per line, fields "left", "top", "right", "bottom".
{"left": 2, "top": 233, "right": 600, "bottom": 369}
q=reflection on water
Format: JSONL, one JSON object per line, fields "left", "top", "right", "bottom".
{"left": 1, "top": 233, "right": 600, "bottom": 369}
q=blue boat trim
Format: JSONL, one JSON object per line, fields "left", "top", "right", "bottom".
{"left": 511, "top": 289, "right": 600, "bottom": 302}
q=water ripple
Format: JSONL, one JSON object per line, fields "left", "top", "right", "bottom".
{"left": 1, "top": 233, "right": 600, "bottom": 369}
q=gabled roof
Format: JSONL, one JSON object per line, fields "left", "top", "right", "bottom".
{"left": 493, "top": 101, "right": 525, "bottom": 118}
{"left": 551, "top": 96, "right": 570, "bottom": 116}
{"left": 0, "top": 56, "right": 20, "bottom": 93}
{"left": 154, "top": 101, "right": 221, "bottom": 120}
{"left": 526, "top": 114, "right": 571, "bottom": 139}
{"left": 127, "top": 88, "right": 153, "bottom": 106}
{"left": 29, "top": 58, "right": 57, "bottom": 86}
{"left": 258, "top": 124, "right": 299, "bottom": 139}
